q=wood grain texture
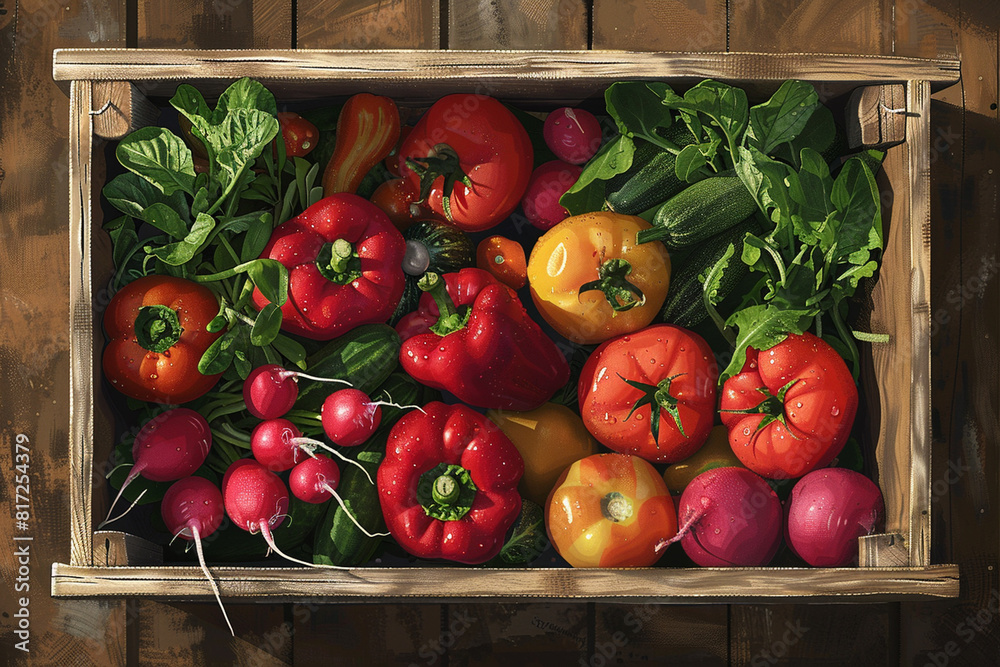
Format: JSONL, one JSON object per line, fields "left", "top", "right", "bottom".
{"left": 296, "top": 0, "right": 440, "bottom": 49}
{"left": 91, "top": 81, "right": 160, "bottom": 140}
{"left": 728, "top": 0, "right": 893, "bottom": 54}
{"left": 291, "top": 605, "right": 444, "bottom": 665}
{"left": 448, "top": 0, "right": 587, "bottom": 49}
{"left": 447, "top": 603, "right": 589, "bottom": 665}
{"left": 860, "top": 534, "right": 910, "bottom": 567}
{"left": 592, "top": 0, "right": 727, "bottom": 50}
{"left": 93, "top": 531, "right": 164, "bottom": 566}
{"left": 49, "top": 564, "right": 960, "bottom": 600}
{"left": 137, "top": 0, "right": 292, "bottom": 48}
{"left": 593, "top": 604, "right": 728, "bottom": 665}
{"left": 847, "top": 84, "right": 907, "bottom": 148}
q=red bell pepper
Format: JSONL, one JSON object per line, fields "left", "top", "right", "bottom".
{"left": 395, "top": 268, "right": 570, "bottom": 411}
{"left": 377, "top": 401, "right": 524, "bottom": 564}
{"left": 103, "top": 275, "right": 223, "bottom": 404}
{"left": 253, "top": 193, "right": 406, "bottom": 340}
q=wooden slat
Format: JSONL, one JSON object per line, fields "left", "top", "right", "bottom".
{"left": 51, "top": 50, "right": 963, "bottom": 90}
{"left": 592, "top": 0, "right": 727, "bottom": 50}
{"left": 447, "top": 603, "right": 589, "bottom": 665}
{"left": 594, "top": 604, "right": 728, "bottom": 665}
{"left": 296, "top": 0, "right": 440, "bottom": 49}
{"left": 291, "top": 605, "right": 442, "bottom": 665}
{"left": 728, "top": 0, "right": 894, "bottom": 54}
{"left": 93, "top": 531, "right": 164, "bottom": 566}
{"left": 892, "top": 0, "right": 960, "bottom": 59}
{"left": 860, "top": 534, "right": 910, "bottom": 568}
{"left": 847, "top": 84, "right": 907, "bottom": 148}
{"left": 50, "top": 564, "right": 961, "bottom": 600}
{"left": 137, "top": 0, "right": 292, "bottom": 48}
{"left": 91, "top": 81, "right": 160, "bottom": 140}
{"left": 449, "top": 0, "right": 588, "bottom": 49}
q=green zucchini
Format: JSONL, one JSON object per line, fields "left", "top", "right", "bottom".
{"left": 637, "top": 172, "right": 757, "bottom": 248}
{"left": 313, "top": 371, "right": 439, "bottom": 567}
{"left": 659, "top": 217, "right": 759, "bottom": 328}
{"left": 605, "top": 126, "right": 697, "bottom": 215}
{"left": 295, "top": 324, "right": 400, "bottom": 412}
{"left": 391, "top": 220, "right": 475, "bottom": 323}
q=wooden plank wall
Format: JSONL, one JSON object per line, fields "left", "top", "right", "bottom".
{"left": 0, "top": 1, "right": 996, "bottom": 666}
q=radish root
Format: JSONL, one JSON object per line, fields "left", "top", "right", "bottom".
{"left": 321, "top": 482, "right": 389, "bottom": 538}
{"left": 98, "top": 488, "right": 148, "bottom": 529}
{"left": 191, "top": 525, "right": 235, "bottom": 637}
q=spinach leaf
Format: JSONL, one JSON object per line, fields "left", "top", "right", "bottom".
{"left": 145, "top": 212, "right": 215, "bottom": 266}
{"left": 559, "top": 135, "right": 635, "bottom": 215}
{"left": 116, "top": 126, "right": 197, "bottom": 196}
{"left": 746, "top": 80, "right": 820, "bottom": 156}
{"left": 247, "top": 258, "right": 289, "bottom": 306}
{"left": 605, "top": 82, "right": 673, "bottom": 142}
{"left": 104, "top": 172, "right": 191, "bottom": 225}
{"left": 215, "top": 77, "right": 278, "bottom": 118}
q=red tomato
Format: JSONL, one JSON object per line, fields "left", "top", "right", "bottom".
{"left": 370, "top": 178, "right": 421, "bottom": 232}
{"left": 384, "top": 125, "right": 413, "bottom": 176}
{"left": 398, "top": 94, "right": 533, "bottom": 232}
{"left": 720, "top": 332, "right": 857, "bottom": 479}
{"left": 578, "top": 324, "right": 717, "bottom": 464}
{"left": 277, "top": 112, "right": 319, "bottom": 157}
{"left": 476, "top": 236, "right": 527, "bottom": 290}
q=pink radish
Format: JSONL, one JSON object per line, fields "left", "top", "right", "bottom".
{"left": 785, "top": 468, "right": 884, "bottom": 567}
{"left": 289, "top": 455, "right": 389, "bottom": 538}
{"left": 161, "top": 476, "right": 233, "bottom": 635}
{"left": 102, "top": 408, "right": 212, "bottom": 527}
{"left": 249, "top": 418, "right": 374, "bottom": 482}
{"left": 520, "top": 160, "right": 582, "bottom": 231}
{"left": 242, "top": 364, "right": 353, "bottom": 420}
{"left": 321, "top": 389, "right": 383, "bottom": 447}
{"left": 222, "top": 457, "right": 257, "bottom": 494}
{"left": 543, "top": 107, "right": 602, "bottom": 165}
{"left": 223, "top": 459, "right": 351, "bottom": 569}
{"left": 657, "top": 467, "right": 783, "bottom": 566}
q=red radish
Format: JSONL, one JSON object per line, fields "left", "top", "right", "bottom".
{"left": 520, "top": 160, "right": 582, "bottom": 231}
{"left": 322, "top": 389, "right": 383, "bottom": 447}
{"left": 222, "top": 459, "right": 352, "bottom": 569}
{"left": 161, "top": 476, "right": 233, "bottom": 635}
{"left": 543, "top": 107, "right": 602, "bottom": 164}
{"left": 102, "top": 408, "right": 212, "bottom": 527}
{"left": 250, "top": 418, "right": 374, "bottom": 482}
{"left": 289, "top": 455, "right": 389, "bottom": 538}
{"left": 242, "top": 364, "right": 353, "bottom": 420}
{"left": 785, "top": 468, "right": 884, "bottom": 567}
{"left": 657, "top": 467, "right": 783, "bottom": 566}
{"left": 222, "top": 457, "right": 257, "bottom": 494}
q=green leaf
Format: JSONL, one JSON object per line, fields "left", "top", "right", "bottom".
{"left": 104, "top": 215, "right": 139, "bottom": 269}
{"left": 559, "top": 135, "right": 635, "bottom": 215}
{"left": 191, "top": 187, "right": 211, "bottom": 217}
{"left": 240, "top": 212, "right": 274, "bottom": 262}
{"left": 746, "top": 80, "right": 820, "bottom": 155}
{"left": 250, "top": 302, "right": 282, "bottom": 347}
{"left": 139, "top": 202, "right": 189, "bottom": 239}
{"left": 830, "top": 157, "right": 882, "bottom": 263}
{"left": 271, "top": 333, "right": 307, "bottom": 370}
{"left": 103, "top": 172, "right": 191, "bottom": 224}
{"left": 703, "top": 242, "right": 737, "bottom": 307}
{"left": 146, "top": 212, "right": 215, "bottom": 266}
{"left": 721, "top": 304, "right": 813, "bottom": 382}
{"left": 773, "top": 104, "right": 837, "bottom": 168}
{"left": 210, "top": 109, "right": 281, "bottom": 193}
{"left": 247, "top": 258, "right": 288, "bottom": 306}
{"left": 169, "top": 84, "right": 213, "bottom": 124}
{"left": 496, "top": 500, "right": 546, "bottom": 566}
{"left": 215, "top": 77, "right": 278, "bottom": 118}
{"left": 116, "top": 127, "right": 197, "bottom": 196}
{"left": 198, "top": 328, "right": 238, "bottom": 375}
{"left": 605, "top": 81, "right": 674, "bottom": 141}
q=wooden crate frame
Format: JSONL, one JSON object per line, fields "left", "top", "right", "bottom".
{"left": 53, "top": 49, "right": 961, "bottom": 601}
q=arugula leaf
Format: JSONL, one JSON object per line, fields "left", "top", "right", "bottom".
{"left": 721, "top": 304, "right": 814, "bottom": 381}
{"left": 746, "top": 80, "right": 820, "bottom": 155}
{"left": 605, "top": 82, "right": 673, "bottom": 142}
{"left": 198, "top": 328, "right": 239, "bottom": 375}
{"left": 559, "top": 135, "right": 635, "bottom": 215}
{"left": 674, "top": 140, "right": 720, "bottom": 182}
{"left": 116, "top": 127, "right": 197, "bottom": 196}
{"left": 661, "top": 79, "right": 748, "bottom": 163}
{"left": 240, "top": 212, "right": 275, "bottom": 262}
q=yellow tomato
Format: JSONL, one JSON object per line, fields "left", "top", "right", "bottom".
{"left": 486, "top": 402, "right": 599, "bottom": 506}
{"left": 662, "top": 425, "right": 745, "bottom": 494}
{"left": 545, "top": 453, "right": 677, "bottom": 568}
{"left": 527, "top": 212, "right": 671, "bottom": 344}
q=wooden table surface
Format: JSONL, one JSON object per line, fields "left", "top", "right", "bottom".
{"left": 1, "top": 1, "right": 996, "bottom": 665}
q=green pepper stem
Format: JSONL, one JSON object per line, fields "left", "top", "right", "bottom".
{"left": 432, "top": 475, "right": 459, "bottom": 505}
{"left": 417, "top": 462, "right": 478, "bottom": 522}
{"left": 134, "top": 305, "right": 182, "bottom": 353}
{"left": 418, "top": 272, "right": 471, "bottom": 337}
{"left": 316, "top": 239, "right": 362, "bottom": 285}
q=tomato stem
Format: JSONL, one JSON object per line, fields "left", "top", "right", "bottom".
{"left": 579, "top": 258, "right": 646, "bottom": 313}
{"left": 405, "top": 143, "right": 472, "bottom": 223}
{"left": 619, "top": 373, "right": 687, "bottom": 446}
{"left": 601, "top": 492, "right": 634, "bottom": 523}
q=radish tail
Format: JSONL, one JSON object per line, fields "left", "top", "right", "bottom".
{"left": 297, "top": 438, "right": 374, "bottom": 484}
{"left": 192, "top": 526, "right": 235, "bottom": 637}
{"left": 98, "top": 487, "right": 148, "bottom": 529}
{"left": 257, "top": 521, "right": 350, "bottom": 570}
{"left": 655, "top": 507, "right": 705, "bottom": 554}
{"left": 287, "top": 371, "right": 352, "bottom": 386}
{"left": 372, "top": 390, "right": 426, "bottom": 415}
{"left": 101, "top": 464, "right": 139, "bottom": 526}
{"left": 323, "top": 483, "right": 390, "bottom": 538}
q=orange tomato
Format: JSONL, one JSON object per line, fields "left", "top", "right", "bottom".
{"left": 662, "top": 425, "right": 745, "bottom": 494}
{"left": 527, "top": 212, "right": 670, "bottom": 344}
{"left": 477, "top": 236, "right": 527, "bottom": 290}
{"left": 545, "top": 453, "right": 677, "bottom": 567}
{"left": 486, "top": 402, "right": 599, "bottom": 506}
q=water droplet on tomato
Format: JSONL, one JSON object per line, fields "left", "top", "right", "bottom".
{"left": 831, "top": 406, "right": 840, "bottom": 417}
{"left": 743, "top": 427, "right": 751, "bottom": 436}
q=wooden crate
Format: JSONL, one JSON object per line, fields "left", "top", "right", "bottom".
{"left": 52, "top": 49, "right": 961, "bottom": 602}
